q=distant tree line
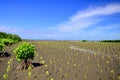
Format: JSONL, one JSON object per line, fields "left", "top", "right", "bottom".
{"left": 81, "top": 40, "right": 120, "bottom": 42}
{"left": 0, "top": 32, "right": 21, "bottom": 41}
{"left": 0, "top": 32, "right": 22, "bottom": 46}
{"left": 100, "top": 40, "right": 120, "bottom": 42}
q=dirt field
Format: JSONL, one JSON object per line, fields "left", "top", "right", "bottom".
{"left": 0, "top": 41, "right": 120, "bottom": 80}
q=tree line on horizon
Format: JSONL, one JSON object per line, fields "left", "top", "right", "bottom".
{"left": 99, "top": 40, "right": 120, "bottom": 42}
{"left": 81, "top": 40, "right": 120, "bottom": 42}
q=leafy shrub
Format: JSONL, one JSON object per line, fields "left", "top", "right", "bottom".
{"left": 14, "top": 42, "right": 35, "bottom": 62}
{"left": 0, "top": 42, "right": 4, "bottom": 51}
{"left": 2, "top": 39, "right": 15, "bottom": 46}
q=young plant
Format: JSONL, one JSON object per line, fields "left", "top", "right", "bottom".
{"left": 46, "top": 70, "right": 50, "bottom": 76}
{"left": 84, "top": 73, "right": 87, "bottom": 80}
{"left": 110, "top": 70, "right": 115, "bottom": 80}
{"left": 40, "top": 60, "right": 45, "bottom": 64}
{"left": 50, "top": 78, "right": 54, "bottom": 80}
{"left": 3, "top": 73, "right": 8, "bottom": 80}
{"left": 14, "top": 42, "right": 35, "bottom": 71}
{"left": 28, "top": 66, "right": 32, "bottom": 80}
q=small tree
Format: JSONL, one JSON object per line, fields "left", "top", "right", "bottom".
{"left": 82, "top": 40, "right": 87, "bottom": 42}
{"left": 14, "top": 42, "right": 35, "bottom": 71}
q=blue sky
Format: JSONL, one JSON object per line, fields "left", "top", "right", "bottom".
{"left": 0, "top": 0, "right": 120, "bottom": 40}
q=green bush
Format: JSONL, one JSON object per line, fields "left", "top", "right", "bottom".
{"left": 14, "top": 42, "right": 35, "bottom": 62}
{"left": 0, "top": 42, "right": 4, "bottom": 51}
{"left": 1, "top": 39, "right": 15, "bottom": 46}
{"left": 82, "top": 40, "right": 87, "bottom": 42}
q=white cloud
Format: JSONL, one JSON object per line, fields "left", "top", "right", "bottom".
{"left": 58, "top": 3, "right": 120, "bottom": 32}
{"left": 59, "top": 18, "right": 102, "bottom": 32}
{"left": 0, "top": 3, "right": 120, "bottom": 40}
{"left": 71, "top": 3, "right": 120, "bottom": 21}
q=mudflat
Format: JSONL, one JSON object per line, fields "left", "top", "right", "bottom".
{"left": 0, "top": 41, "right": 120, "bottom": 80}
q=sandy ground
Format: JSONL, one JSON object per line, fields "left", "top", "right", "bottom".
{"left": 70, "top": 46, "right": 119, "bottom": 57}
{"left": 0, "top": 41, "right": 120, "bottom": 80}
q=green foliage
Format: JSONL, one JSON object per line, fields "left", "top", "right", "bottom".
{"left": 14, "top": 42, "right": 35, "bottom": 62}
{"left": 0, "top": 42, "right": 4, "bottom": 51}
{"left": 1, "top": 39, "right": 15, "bottom": 46}
{"left": 3, "top": 73, "right": 8, "bottom": 80}
{"left": 0, "top": 31, "right": 22, "bottom": 42}
{"left": 0, "top": 32, "right": 7, "bottom": 38}
{"left": 100, "top": 40, "right": 120, "bottom": 42}
{"left": 7, "top": 34, "right": 22, "bottom": 42}
{"left": 82, "top": 40, "right": 87, "bottom": 42}
{"left": 0, "top": 31, "right": 22, "bottom": 47}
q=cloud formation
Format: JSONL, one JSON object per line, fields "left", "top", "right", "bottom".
{"left": 58, "top": 3, "right": 120, "bottom": 32}
{"left": 0, "top": 3, "right": 120, "bottom": 40}
{"left": 71, "top": 3, "right": 120, "bottom": 20}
